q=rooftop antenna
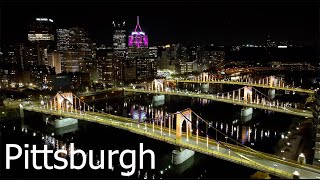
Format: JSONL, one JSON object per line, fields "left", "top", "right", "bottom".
{"left": 134, "top": 16, "right": 143, "bottom": 32}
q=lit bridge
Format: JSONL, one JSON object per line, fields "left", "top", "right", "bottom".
{"left": 123, "top": 79, "right": 312, "bottom": 118}
{"left": 20, "top": 92, "right": 320, "bottom": 179}
{"left": 167, "top": 73, "right": 316, "bottom": 94}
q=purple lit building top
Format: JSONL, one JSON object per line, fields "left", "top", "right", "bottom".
{"left": 128, "top": 16, "right": 148, "bottom": 47}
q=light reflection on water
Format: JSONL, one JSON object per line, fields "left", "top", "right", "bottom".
{"left": 91, "top": 94, "right": 285, "bottom": 151}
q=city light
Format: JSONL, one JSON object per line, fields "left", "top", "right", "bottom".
{"left": 1, "top": 11, "right": 319, "bottom": 179}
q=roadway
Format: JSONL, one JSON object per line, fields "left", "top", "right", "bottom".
{"left": 123, "top": 88, "right": 313, "bottom": 118}
{"left": 169, "top": 80, "right": 315, "bottom": 94}
{"left": 22, "top": 105, "right": 320, "bottom": 179}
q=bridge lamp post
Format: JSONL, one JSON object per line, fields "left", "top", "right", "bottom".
{"left": 196, "top": 128, "right": 199, "bottom": 145}
{"left": 161, "top": 119, "right": 163, "bottom": 135}
{"left": 273, "top": 164, "right": 277, "bottom": 174}
{"left": 228, "top": 149, "right": 231, "bottom": 158}
{"left": 225, "top": 136, "right": 228, "bottom": 143}
{"left": 153, "top": 120, "right": 155, "bottom": 133}
{"left": 145, "top": 121, "right": 147, "bottom": 132}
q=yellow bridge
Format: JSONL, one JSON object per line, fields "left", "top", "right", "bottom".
{"left": 21, "top": 103, "right": 320, "bottom": 179}
{"left": 123, "top": 88, "right": 313, "bottom": 118}
{"left": 166, "top": 74, "right": 316, "bottom": 94}
{"left": 172, "top": 79, "right": 315, "bottom": 94}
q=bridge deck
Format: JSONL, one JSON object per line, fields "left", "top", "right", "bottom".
{"left": 172, "top": 80, "right": 315, "bottom": 94}
{"left": 123, "top": 88, "right": 313, "bottom": 118}
{"left": 23, "top": 105, "right": 320, "bottom": 179}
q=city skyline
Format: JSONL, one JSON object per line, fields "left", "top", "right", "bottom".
{"left": 1, "top": 5, "right": 318, "bottom": 46}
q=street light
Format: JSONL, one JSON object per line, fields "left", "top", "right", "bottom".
{"left": 273, "top": 164, "right": 277, "bottom": 174}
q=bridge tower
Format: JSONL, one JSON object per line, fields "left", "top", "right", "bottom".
{"left": 53, "top": 92, "right": 74, "bottom": 111}
{"left": 152, "top": 79, "right": 164, "bottom": 91}
{"left": 200, "top": 72, "right": 210, "bottom": 92}
{"left": 243, "top": 86, "right": 253, "bottom": 103}
{"left": 172, "top": 109, "right": 195, "bottom": 165}
{"left": 176, "top": 109, "right": 192, "bottom": 141}
{"left": 242, "top": 86, "right": 253, "bottom": 120}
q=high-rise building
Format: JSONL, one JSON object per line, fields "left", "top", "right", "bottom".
{"left": 59, "top": 27, "right": 93, "bottom": 73}
{"left": 27, "top": 17, "right": 55, "bottom": 66}
{"left": 112, "top": 20, "right": 126, "bottom": 57}
{"left": 128, "top": 16, "right": 148, "bottom": 48}
{"left": 148, "top": 46, "right": 158, "bottom": 79}
{"left": 112, "top": 20, "right": 126, "bottom": 84}
{"left": 47, "top": 51, "right": 62, "bottom": 74}
{"left": 126, "top": 16, "right": 155, "bottom": 82}
{"left": 113, "top": 55, "right": 125, "bottom": 84}
{"left": 57, "top": 29, "right": 70, "bottom": 51}
{"left": 97, "top": 46, "right": 113, "bottom": 85}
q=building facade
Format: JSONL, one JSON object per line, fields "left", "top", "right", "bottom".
{"left": 27, "top": 17, "right": 56, "bottom": 66}
{"left": 125, "top": 16, "right": 155, "bottom": 82}
{"left": 97, "top": 47, "right": 114, "bottom": 86}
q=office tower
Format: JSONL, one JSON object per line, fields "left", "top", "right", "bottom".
{"left": 126, "top": 16, "right": 155, "bottom": 82}
{"left": 57, "top": 29, "right": 70, "bottom": 51}
{"left": 97, "top": 46, "right": 114, "bottom": 86}
{"left": 61, "top": 27, "right": 93, "bottom": 73}
{"left": 113, "top": 20, "right": 127, "bottom": 57}
{"left": 112, "top": 20, "right": 126, "bottom": 83}
{"left": 128, "top": 16, "right": 148, "bottom": 48}
{"left": 47, "top": 51, "right": 62, "bottom": 74}
{"left": 148, "top": 46, "right": 158, "bottom": 79}
{"left": 27, "top": 17, "right": 55, "bottom": 66}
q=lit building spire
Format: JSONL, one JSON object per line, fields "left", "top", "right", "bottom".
{"left": 128, "top": 16, "right": 148, "bottom": 47}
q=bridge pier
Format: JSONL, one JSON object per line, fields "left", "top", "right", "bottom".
{"left": 54, "top": 117, "right": 78, "bottom": 128}
{"left": 200, "top": 83, "right": 209, "bottom": 93}
{"left": 152, "top": 95, "right": 165, "bottom": 106}
{"left": 268, "top": 89, "right": 276, "bottom": 99}
{"left": 54, "top": 123, "right": 78, "bottom": 135}
{"left": 172, "top": 147, "right": 195, "bottom": 165}
{"left": 241, "top": 114, "right": 253, "bottom": 122}
{"left": 241, "top": 107, "right": 253, "bottom": 117}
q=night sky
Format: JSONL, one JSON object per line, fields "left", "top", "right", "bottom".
{"left": 0, "top": 2, "right": 319, "bottom": 46}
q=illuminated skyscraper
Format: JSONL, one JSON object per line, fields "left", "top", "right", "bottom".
{"left": 112, "top": 20, "right": 126, "bottom": 84}
{"left": 128, "top": 16, "right": 148, "bottom": 48}
{"left": 27, "top": 17, "right": 55, "bottom": 66}
{"left": 113, "top": 20, "right": 126, "bottom": 56}
{"left": 126, "top": 16, "right": 155, "bottom": 82}
{"left": 57, "top": 29, "right": 70, "bottom": 51}
{"left": 58, "top": 27, "right": 93, "bottom": 73}
{"left": 97, "top": 46, "right": 114, "bottom": 85}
